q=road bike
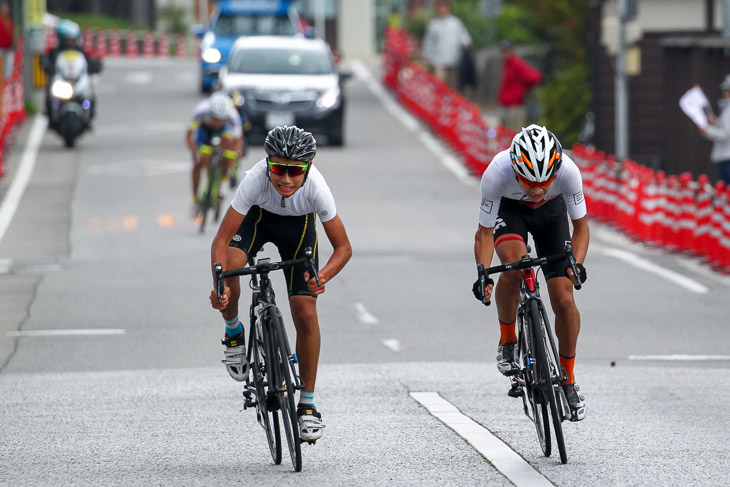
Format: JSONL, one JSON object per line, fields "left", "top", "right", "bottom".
{"left": 196, "top": 136, "right": 225, "bottom": 234}
{"left": 477, "top": 243, "right": 582, "bottom": 464}
{"left": 214, "top": 248, "right": 320, "bottom": 472}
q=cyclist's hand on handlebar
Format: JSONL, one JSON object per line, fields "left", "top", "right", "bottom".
{"left": 472, "top": 278, "right": 494, "bottom": 305}
{"left": 304, "top": 271, "right": 326, "bottom": 295}
{"left": 210, "top": 286, "right": 230, "bottom": 310}
{"left": 565, "top": 263, "right": 587, "bottom": 287}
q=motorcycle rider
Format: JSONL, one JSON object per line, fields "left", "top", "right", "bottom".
{"left": 43, "top": 19, "right": 97, "bottom": 127}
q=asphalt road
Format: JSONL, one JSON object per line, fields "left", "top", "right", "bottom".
{"left": 1, "top": 57, "right": 729, "bottom": 486}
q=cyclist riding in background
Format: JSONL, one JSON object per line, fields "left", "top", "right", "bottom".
{"left": 208, "top": 125, "right": 352, "bottom": 442}
{"left": 186, "top": 91, "right": 243, "bottom": 209}
{"left": 473, "top": 124, "right": 589, "bottom": 421}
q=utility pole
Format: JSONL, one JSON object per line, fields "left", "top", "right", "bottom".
{"left": 615, "top": 0, "right": 629, "bottom": 161}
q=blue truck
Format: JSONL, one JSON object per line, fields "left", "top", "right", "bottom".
{"left": 197, "top": 0, "right": 303, "bottom": 93}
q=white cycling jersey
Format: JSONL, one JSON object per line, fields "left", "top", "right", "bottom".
{"left": 479, "top": 149, "right": 587, "bottom": 228}
{"left": 231, "top": 158, "right": 337, "bottom": 222}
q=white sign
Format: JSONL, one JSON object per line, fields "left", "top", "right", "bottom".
{"left": 679, "top": 86, "right": 711, "bottom": 128}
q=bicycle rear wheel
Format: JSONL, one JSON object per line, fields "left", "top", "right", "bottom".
{"left": 521, "top": 306, "right": 551, "bottom": 457}
{"left": 253, "top": 319, "right": 282, "bottom": 464}
{"left": 267, "top": 308, "right": 302, "bottom": 472}
{"left": 530, "top": 300, "right": 567, "bottom": 464}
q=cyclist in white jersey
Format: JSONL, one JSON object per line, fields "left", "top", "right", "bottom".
{"left": 209, "top": 125, "right": 352, "bottom": 442}
{"left": 473, "top": 124, "right": 589, "bottom": 421}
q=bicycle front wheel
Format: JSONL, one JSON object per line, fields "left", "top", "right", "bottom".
{"left": 531, "top": 300, "right": 567, "bottom": 464}
{"left": 522, "top": 305, "right": 550, "bottom": 457}
{"left": 267, "top": 308, "right": 302, "bottom": 472}
{"left": 253, "top": 318, "right": 282, "bottom": 464}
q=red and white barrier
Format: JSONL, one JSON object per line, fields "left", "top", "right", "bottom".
{"left": 158, "top": 33, "right": 169, "bottom": 57}
{"left": 143, "top": 31, "right": 155, "bottom": 58}
{"left": 126, "top": 30, "right": 138, "bottom": 58}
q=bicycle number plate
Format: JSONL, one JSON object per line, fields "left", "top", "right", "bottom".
{"left": 265, "top": 112, "right": 294, "bottom": 129}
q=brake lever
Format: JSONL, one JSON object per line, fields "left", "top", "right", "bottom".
{"left": 477, "top": 264, "right": 491, "bottom": 306}
{"left": 304, "top": 247, "right": 320, "bottom": 287}
{"left": 214, "top": 262, "right": 223, "bottom": 303}
{"left": 564, "top": 243, "right": 582, "bottom": 291}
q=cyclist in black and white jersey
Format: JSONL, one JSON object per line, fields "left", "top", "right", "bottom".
{"left": 473, "top": 124, "right": 589, "bottom": 421}
{"left": 209, "top": 125, "right": 352, "bottom": 442}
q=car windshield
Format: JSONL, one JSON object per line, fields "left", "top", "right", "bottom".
{"left": 213, "top": 13, "right": 297, "bottom": 36}
{"left": 229, "top": 47, "right": 334, "bottom": 75}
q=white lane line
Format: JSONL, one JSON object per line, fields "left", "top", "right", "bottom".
{"left": 350, "top": 60, "right": 476, "bottom": 187}
{"left": 601, "top": 247, "right": 709, "bottom": 294}
{"left": 0, "top": 115, "right": 48, "bottom": 245}
{"left": 125, "top": 71, "right": 153, "bottom": 84}
{"left": 410, "top": 392, "right": 553, "bottom": 487}
{"left": 7, "top": 329, "right": 127, "bottom": 337}
{"left": 629, "top": 354, "right": 730, "bottom": 361}
{"left": 354, "top": 302, "right": 379, "bottom": 325}
{"left": 382, "top": 339, "right": 401, "bottom": 352}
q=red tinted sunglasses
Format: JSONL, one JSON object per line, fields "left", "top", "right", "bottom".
{"left": 516, "top": 173, "right": 556, "bottom": 188}
{"left": 267, "top": 158, "right": 310, "bottom": 177}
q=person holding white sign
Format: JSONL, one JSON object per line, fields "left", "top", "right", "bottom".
{"left": 699, "top": 74, "right": 730, "bottom": 184}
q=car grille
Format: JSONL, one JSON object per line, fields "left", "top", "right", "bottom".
{"left": 247, "top": 91, "right": 317, "bottom": 112}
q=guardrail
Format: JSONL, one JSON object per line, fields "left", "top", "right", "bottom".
{"left": 383, "top": 27, "right": 730, "bottom": 274}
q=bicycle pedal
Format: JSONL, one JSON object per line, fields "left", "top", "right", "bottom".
{"left": 243, "top": 398, "right": 257, "bottom": 409}
{"left": 302, "top": 439, "right": 316, "bottom": 445}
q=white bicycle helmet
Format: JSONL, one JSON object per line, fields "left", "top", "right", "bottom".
{"left": 509, "top": 124, "right": 563, "bottom": 183}
{"left": 209, "top": 91, "right": 233, "bottom": 120}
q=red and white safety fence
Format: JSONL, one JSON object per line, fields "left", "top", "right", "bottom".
{"left": 44, "top": 25, "right": 197, "bottom": 59}
{"left": 0, "top": 38, "right": 27, "bottom": 178}
{"left": 383, "top": 27, "right": 730, "bottom": 274}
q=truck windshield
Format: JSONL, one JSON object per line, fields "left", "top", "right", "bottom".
{"left": 214, "top": 13, "right": 297, "bottom": 36}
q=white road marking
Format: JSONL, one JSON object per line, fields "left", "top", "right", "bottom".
{"left": 600, "top": 247, "right": 709, "bottom": 294}
{"left": 7, "top": 329, "right": 127, "bottom": 337}
{"left": 354, "top": 302, "right": 379, "bottom": 325}
{"left": 350, "top": 60, "right": 476, "bottom": 187}
{"left": 410, "top": 392, "right": 553, "bottom": 487}
{"left": 382, "top": 339, "right": 401, "bottom": 352}
{"left": 0, "top": 115, "right": 47, "bottom": 245}
{"left": 125, "top": 71, "right": 153, "bottom": 84}
{"left": 628, "top": 354, "right": 730, "bottom": 361}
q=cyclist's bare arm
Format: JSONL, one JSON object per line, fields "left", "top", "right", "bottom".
{"left": 305, "top": 215, "right": 352, "bottom": 295}
{"left": 567, "top": 216, "right": 590, "bottom": 285}
{"left": 209, "top": 206, "right": 246, "bottom": 309}
{"left": 474, "top": 224, "right": 496, "bottom": 299}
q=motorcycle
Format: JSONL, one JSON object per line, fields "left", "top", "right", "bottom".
{"left": 46, "top": 50, "right": 102, "bottom": 147}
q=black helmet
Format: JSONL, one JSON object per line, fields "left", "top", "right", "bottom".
{"left": 264, "top": 125, "right": 317, "bottom": 162}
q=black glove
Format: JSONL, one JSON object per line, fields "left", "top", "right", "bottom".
{"left": 472, "top": 277, "right": 494, "bottom": 304}
{"left": 566, "top": 263, "right": 587, "bottom": 284}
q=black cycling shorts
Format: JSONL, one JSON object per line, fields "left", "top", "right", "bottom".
{"left": 229, "top": 206, "right": 319, "bottom": 298}
{"left": 493, "top": 197, "right": 571, "bottom": 280}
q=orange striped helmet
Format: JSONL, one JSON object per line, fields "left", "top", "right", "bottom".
{"left": 509, "top": 124, "right": 563, "bottom": 183}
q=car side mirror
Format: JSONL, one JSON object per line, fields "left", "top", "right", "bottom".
{"left": 338, "top": 68, "right": 353, "bottom": 83}
{"left": 191, "top": 24, "right": 206, "bottom": 38}
{"left": 303, "top": 26, "right": 316, "bottom": 39}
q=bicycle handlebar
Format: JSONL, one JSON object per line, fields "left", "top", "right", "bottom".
{"left": 214, "top": 247, "right": 320, "bottom": 303}
{"left": 477, "top": 243, "right": 582, "bottom": 306}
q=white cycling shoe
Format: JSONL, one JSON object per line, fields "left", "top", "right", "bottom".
{"left": 221, "top": 334, "right": 249, "bottom": 382}
{"left": 297, "top": 407, "right": 324, "bottom": 443}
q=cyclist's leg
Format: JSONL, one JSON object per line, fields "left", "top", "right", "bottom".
{"left": 193, "top": 126, "right": 214, "bottom": 201}
{"left": 226, "top": 206, "right": 265, "bottom": 328}
{"left": 219, "top": 129, "right": 239, "bottom": 183}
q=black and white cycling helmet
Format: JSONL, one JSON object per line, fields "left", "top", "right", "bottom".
{"left": 509, "top": 124, "right": 563, "bottom": 183}
{"left": 264, "top": 125, "right": 317, "bottom": 162}
{"left": 209, "top": 91, "right": 233, "bottom": 120}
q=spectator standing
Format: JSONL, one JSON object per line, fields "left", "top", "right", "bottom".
{"left": 422, "top": 0, "right": 471, "bottom": 91}
{"left": 699, "top": 74, "right": 730, "bottom": 184}
{"left": 497, "top": 40, "right": 542, "bottom": 131}
{"left": 0, "top": 2, "right": 14, "bottom": 78}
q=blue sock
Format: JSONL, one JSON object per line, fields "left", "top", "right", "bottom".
{"left": 224, "top": 314, "right": 242, "bottom": 339}
{"left": 298, "top": 390, "right": 315, "bottom": 408}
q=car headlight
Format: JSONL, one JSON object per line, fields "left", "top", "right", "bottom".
{"left": 51, "top": 80, "right": 74, "bottom": 100}
{"left": 316, "top": 87, "right": 340, "bottom": 109}
{"left": 202, "top": 48, "right": 222, "bottom": 64}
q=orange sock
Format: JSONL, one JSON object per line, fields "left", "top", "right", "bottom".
{"left": 499, "top": 320, "right": 517, "bottom": 345}
{"left": 559, "top": 354, "right": 575, "bottom": 385}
